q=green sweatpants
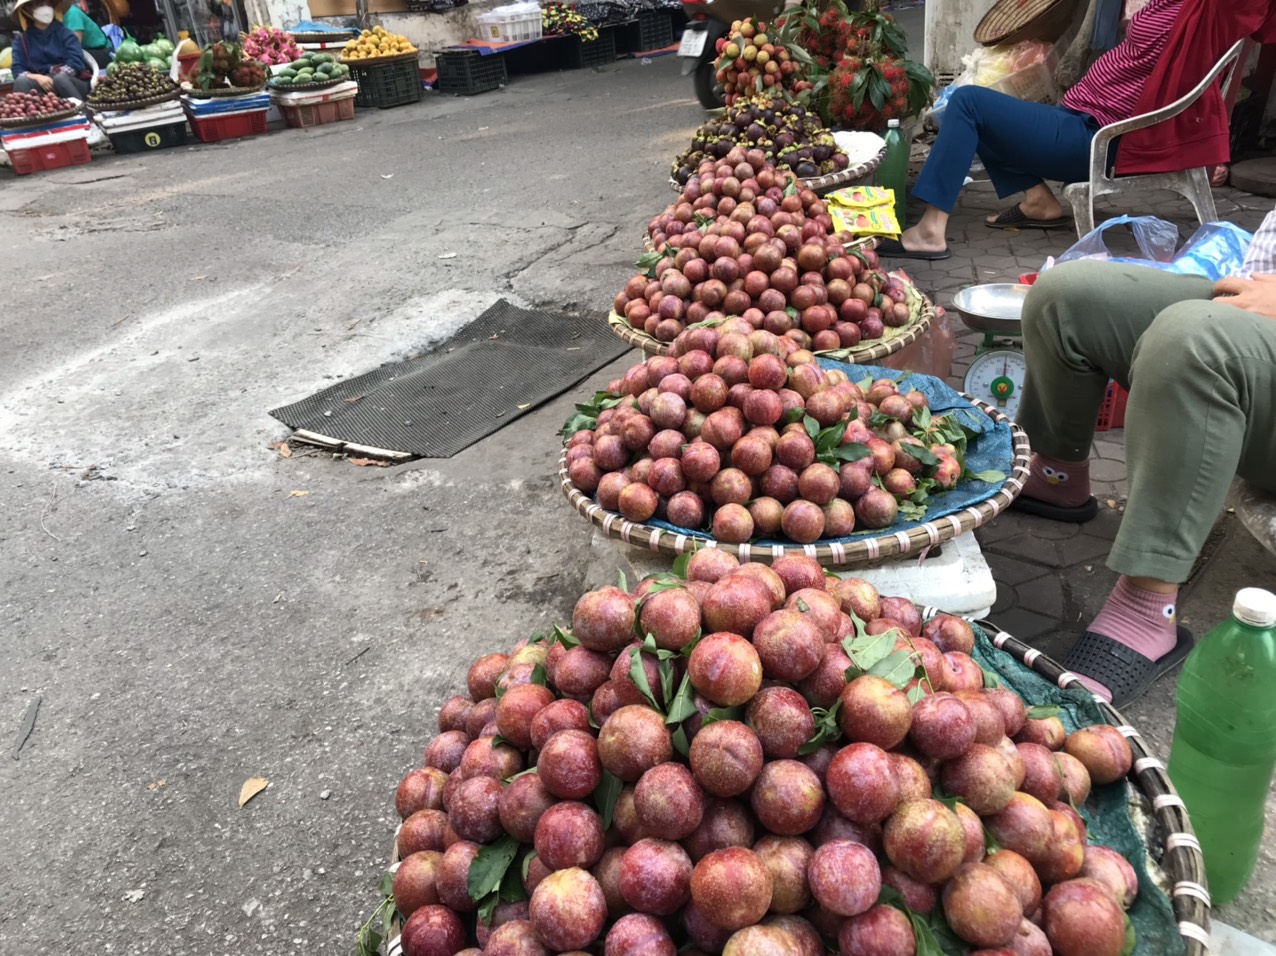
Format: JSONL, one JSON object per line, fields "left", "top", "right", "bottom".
{"left": 1016, "top": 261, "right": 1276, "bottom": 583}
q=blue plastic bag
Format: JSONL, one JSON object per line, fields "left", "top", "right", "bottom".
{"left": 1050, "top": 215, "right": 1253, "bottom": 281}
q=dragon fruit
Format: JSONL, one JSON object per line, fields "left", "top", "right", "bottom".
{"left": 241, "top": 26, "right": 301, "bottom": 66}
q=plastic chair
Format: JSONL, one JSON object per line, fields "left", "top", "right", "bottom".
{"left": 84, "top": 50, "right": 100, "bottom": 90}
{"left": 1063, "top": 39, "right": 1246, "bottom": 237}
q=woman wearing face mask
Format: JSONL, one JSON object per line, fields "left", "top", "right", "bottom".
{"left": 11, "top": 0, "right": 91, "bottom": 100}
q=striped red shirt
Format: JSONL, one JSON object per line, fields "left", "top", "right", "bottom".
{"left": 1062, "top": 0, "right": 1184, "bottom": 127}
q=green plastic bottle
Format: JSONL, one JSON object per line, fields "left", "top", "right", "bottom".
{"left": 877, "top": 118, "right": 909, "bottom": 228}
{"left": 1167, "top": 587, "right": 1276, "bottom": 905}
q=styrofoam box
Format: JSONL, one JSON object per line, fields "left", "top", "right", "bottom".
{"left": 476, "top": 8, "right": 543, "bottom": 43}
{"left": 270, "top": 79, "right": 358, "bottom": 106}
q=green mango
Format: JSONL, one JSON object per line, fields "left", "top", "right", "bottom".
{"left": 310, "top": 52, "right": 335, "bottom": 64}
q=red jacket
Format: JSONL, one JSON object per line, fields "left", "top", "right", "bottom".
{"left": 1115, "top": 0, "right": 1276, "bottom": 175}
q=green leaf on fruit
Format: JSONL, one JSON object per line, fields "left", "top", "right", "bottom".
{"left": 844, "top": 629, "right": 896, "bottom": 671}
{"left": 796, "top": 598, "right": 810, "bottom": 613}
{"left": 500, "top": 854, "right": 528, "bottom": 903}
{"left": 908, "top": 442, "right": 940, "bottom": 467}
{"left": 617, "top": 570, "right": 629, "bottom": 592}
{"left": 672, "top": 551, "right": 692, "bottom": 580}
{"left": 550, "top": 625, "right": 579, "bottom": 649}
{"left": 468, "top": 834, "right": 521, "bottom": 904}
{"left": 1026, "top": 704, "right": 1061, "bottom": 720}
{"left": 665, "top": 672, "right": 699, "bottom": 726}
{"left": 694, "top": 212, "right": 715, "bottom": 229}
{"left": 970, "top": 469, "right": 1006, "bottom": 483}
{"left": 671, "top": 724, "right": 690, "bottom": 757}
{"left": 636, "top": 248, "right": 673, "bottom": 278}
{"left": 983, "top": 825, "right": 1003, "bottom": 854}
{"left": 856, "top": 374, "right": 874, "bottom": 392}
{"left": 702, "top": 705, "right": 745, "bottom": 726}
{"left": 786, "top": 306, "right": 800, "bottom": 320}
{"left": 530, "top": 663, "right": 547, "bottom": 686}
{"left": 803, "top": 414, "right": 821, "bottom": 439}
{"left": 505, "top": 767, "right": 539, "bottom": 783}
{"left": 868, "top": 648, "right": 917, "bottom": 689}
{"left": 897, "top": 500, "right": 928, "bottom": 522}
{"left": 912, "top": 405, "right": 931, "bottom": 430}
{"left": 827, "top": 442, "right": 871, "bottom": 463}
{"left": 522, "top": 851, "right": 537, "bottom": 882}
{"left": 1121, "top": 913, "right": 1137, "bottom": 956}
{"left": 982, "top": 669, "right": 1003, "bottom": 689}
{"left": 799, "top": 700, "right": 843, "bottom": 755}
{"left": 783, "top": 406, "right": 806, "bottom": 425}
{"left": 628, "top": 646, "right": 660, "bottom": 710}
{"left": 784, "top": 179, "right": 798, "bottom": 197}
{"left": 595, "top": 770, "right": 624, "bottom": 829}
{"left": 906, "top": 683, "right": 927, "bottom": 705}
{"left": 880, "top": 888, "right": 964, "bottom": 956}
{"left": 659, "top": 658, "right": 676, "bottom": 708}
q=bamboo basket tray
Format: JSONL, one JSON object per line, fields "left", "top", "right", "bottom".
{"left": 671, "top": 145, "right": 886, "bottom": 197}
{"left": 88, "top": 89, "right": 180, "bottom": 112}
{"left": 338, "top": 51, "right": 419, "bottom": 67}
{"left": 978, "top": 625, "right": 1211, "bottom": 956}
{"left": 560, "top": 393, "right": 1030, "bottom": 566}
{"left": 372, "top": 622, "right": 1205, "bottom": 956}
{"left": 607, "top": 281, "right": 934, "bottom": 363}
{"left": 183, "top": 83, "right": 267, "bottom": 98}
{"left": 0, "top": 105, "right": 82, "bottom": 128}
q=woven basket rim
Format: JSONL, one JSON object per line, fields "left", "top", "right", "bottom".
{"left": 183, "top": 83, "right": 267, "bottom": 98}
{"left": 974, "top": 0, "right": 1073, "bottom": 45}
{"left": 560, "top": 390, "right": 1031, "bottom": 566}
{"left": 267, "top": 75, "right": 347, "bottom": 91}
{"left": 607, "top": 282, "right": 935, "bottom": 362}
{"left": 977, "top": 624, "right": 1210, "bottom": 956}
{"left": 0, "top": 105, "right": 82, "bottom": 128}
{"left": 88, "top": 88, "right": 180, "bottom": 112}
{"left": 340, "top": 51, "right": 420, "bottom": 66}
{"left": 671, "top": 144, "right": 887, "bottom": 195}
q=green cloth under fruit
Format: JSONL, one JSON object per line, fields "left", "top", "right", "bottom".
{"left": 971, "top": 623, "right": 1184, "bottom": 956}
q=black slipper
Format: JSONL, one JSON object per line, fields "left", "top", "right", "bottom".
{"left": 1061, "top": 626, "right": 1194, "bottom": 710}
{"left": 1010, "top": 494, "right": 1099, "bottom": 523}
{"left": 874, "top": 237, "right": 952, "bottom": 261}
{"left": 985, "top": 205, "right": 1073, "bottom": 230}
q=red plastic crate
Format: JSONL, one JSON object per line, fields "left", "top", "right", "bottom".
{"left": 6, "top": 136, "right": 91, "bottom": 175}
{"left": 1095, "top": 380, "right": 1128, "bottom": 431}
{"left": 280, "top": 96, "right": 355, "bottom": 129}
{"left": 188, "top": 109, "right": 268, "bottom": 144}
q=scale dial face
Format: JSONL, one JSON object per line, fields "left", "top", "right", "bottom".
{"left": 964, "top": 348, "right": 1027, "bottom": 419}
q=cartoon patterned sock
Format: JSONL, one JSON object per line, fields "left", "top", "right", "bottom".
{"left": 1021, "top": 453, "right": 1091, "bottom": 508}
{"left": 1074, "top": 577, "right": 1178, "bottom": 700}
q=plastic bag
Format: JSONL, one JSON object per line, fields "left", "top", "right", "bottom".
{"left": 1047, "top": 215, "right": 1254, "bottom": 281}
{"left": 953, "top": 41, "right": 1052, "bottom": 88}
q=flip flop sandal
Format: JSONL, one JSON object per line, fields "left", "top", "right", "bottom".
{"left": 874, "top": 238, "right": 952, "bottom": 261}
{"left": 1061, "top": 626, "right": 1194, "bottom": 710}
{"left": 986, "top": 205, "right": 1073, "bottom": 230}
{"left": 1010, "top": 494, "right": 1099, "bottom": 523}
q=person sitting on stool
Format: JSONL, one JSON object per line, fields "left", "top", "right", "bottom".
{"left": 1010, "top": 208, "right": 1276, "bottom": 708}
{"left": 10, "top": 0, "right": 90, "bottom": 100}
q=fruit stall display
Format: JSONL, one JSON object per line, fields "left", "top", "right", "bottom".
{"left": 0, "top": 91, "right": 80, "bottom": 127}
{"left": 365, "top": 563, "right": 1206, "bottom": 956}
{"left": 88, "top": 63, "right": 181, "bottom": 111}
{"left": 340, "top": 26, "right": 419, "bottom": 61}
{"left": 267, "top": 52, "right": 352, "bottom": 90}
{"left": 109, "top": 34, "right": 177, "bottom": 74}
{"left": 713, "top": 19, "right": 811, "bottom": 108}
{"left": 615, "top": 156, "right": 930, "bottom": 362}
{"left": 184, "top": 41, "right": 268, "bottom": 95}
{"left": 241, "top": 25, "right": 304, "bottom": 67}
{"left": 558, "top": 351, "right": 1027, "bottom": 561}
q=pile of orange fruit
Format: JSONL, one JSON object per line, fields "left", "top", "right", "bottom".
{"left": 340, "top": 26, "right": 418, "bottom": 61}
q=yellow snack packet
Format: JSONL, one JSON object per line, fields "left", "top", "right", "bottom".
{"left": 830, "top": 202, "right": 901, "bottom": 238}
{"left": 825, "top": 185, "right": 896, "bottom": 209}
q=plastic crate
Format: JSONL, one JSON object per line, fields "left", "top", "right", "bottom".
{"left": 476, "top": 8, "right": 543, "bottom": 42}
{"left": 435, "top": 50, "right": 507, "bottom": 94}
{"left": 281, "top": 96, "right": 356, "bottom": 128}
{"left": 1095, "top": 380, "right": 1129, "bottom": 431}
{"left": 566, "top": 28, "right": 616, "bottom": 69}
{"left": 348, "top": 57, "right": 423, "bottom": 109}
{"left": 107, "top": 120, "right": 188, "bottom": 154}
{"left": 188, "top": 109, "right": 268, "bottom": 143}
{"left": 639, "top": 9, "right": 674, "bottom": 50}
{"left": 6, "top": 136, "right": 91, "bottom": 175}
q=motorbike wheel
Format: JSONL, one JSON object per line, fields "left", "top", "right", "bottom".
{"left": 693, "top": 59, "right": 724, "bottom": 111}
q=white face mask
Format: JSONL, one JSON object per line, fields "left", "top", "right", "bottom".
{"left": 31, "top": 5, "right": 56, "bottom": 23}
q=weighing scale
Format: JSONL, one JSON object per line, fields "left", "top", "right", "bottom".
{"left": 952, "top": 283, "right": 1031, "bottom": 420}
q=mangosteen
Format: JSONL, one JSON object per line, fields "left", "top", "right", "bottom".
{"left": 714, "top": 140, "right": 733, "bottom": 158}
{"left": 775, "top": 132, "right": 794, "bottom": 149}
{"left": 813, "top": 146, "right": 831, "bottom": 162}
{"left": 795, "top": 162, "right": 819, "bottom": 178}
{"left": 746, "top": 123, "right": 765, "bottom": 142}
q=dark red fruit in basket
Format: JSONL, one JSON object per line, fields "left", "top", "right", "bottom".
{"left": 1063, "top": 725, "right": 1133, "bottom": 785}
{"left": 1037, "top": 808, "right": 1086, "bottom": 884}
{"left": 467, "top": 653, "right": 508, "bottom": 701}
{"left": 529, "top": 867, "right": 608, "bottom": 951}
{"left": 952, "top": 689, "right": 1005, "bottom": 745}
{"left": 942, "top": 863, "right": 1023, "bottom": 949}
{"left": 573, "top": 586, "right": 637, "bottom": 653}
{"left": 634, "top": 762, "right": 705, "bottom": 841}
{"left": 826, "top": 743, "right": 901, "bottom": 825}
{"left": 599, "top": 704, "right": 673, "bottom": 782}
{"left": 751, "top": 759, "right": 825, "bottom": 836}
{"left": 852, "top": 487, "right": 898, "bottom": 531}
{"left": 535, "top": 800, "right": 606, "bottom": 870}
{"left": 394, "top": 850, "right": 443, "bottom": 916}
{"left": 702, "top": 574, "right": 773, "bottom": 638}
{"left": 689, "top": 632, "right": 764, "bottom": 707}
{"left": 438, "top": 695, "right": 473, "bottom": 733}
{"left": 689, "top": 719, "right": 764, "bottom": 797}
{"left": 1042, "top": 879, "right": 1127, "bottom": 956}
{"left": 686, "top": 548, "right": 740, "bottom": 583}
{"left": 399, "top": 808, "right": 448, "bottom": 855}
{"left": 1056, "top": 751, "right": 1092, "bottom": 807}
{"left": 751, "top": 835, "right": 813, "bottom": 914}
{"left": 1015, "top": 742, "right": 1064, "bottom": 805}
{"left": 781, "top": 499, "right": 825, "bottom": 543}
{"left": 690, "top": 847, "right": 774, "bottom": 930}
{"left": 746, "top": 686, "right": 816, "bottom": 759}
{"left": 683, "top": 797, "right": 756, "bottom": 861}
{"left": 401, "top": 904, "right": 466, "bottom": 956}
{"left": 639, "top": 587, "right": 702, "bottom": 652}
{"left": 448, "top": 775, "right": 504, "bottom": 843}
{"left": 536, "top": 729, "right": 601, "bottom": 800}
{"left": 883, "top": 799, "right": 965, "bottom": 884}
{"left": 985, "top": 792, "right": 1053, "bottom": 864}
{"left": 712, "top": 502, "right": 754, "bottom": 543}
{"left": 1015, "top": 715, "right": 1066, "bottom": 751}
{"left": 460, "top": 735, "right": 524, "bottom": 780}
{"left": 838, "top": 903, "right": 916, "bottom": 956}
{"left": 1079, "top": 845, "right": 1138, "bottom": 909}
{"left": 606, "top": 912, "right": 676, "bottom": 956}
{"left": 985, "top": 848, "right": 1042, "bottom": 916}
{"left": 620, "top": 837, "right": 695, "bottom": 915}
{"left": 751, "top": 609, "right": 823, "bottom": 683}
{"left": 397, "top": 767, "right": 448, "bottom": 818}
{"left": 484, "top": 920, "right": 544, "bottom": 956}
{"left": 939, "top": 743, "right": 1015, "bottom": 816}
{"left": 498, "top": 771, "right": 557, "bottom": 844}
{"left": 923, "top": 613, "right": 975, "bottom": 655}
{"left": 882, "top": 864, "right": 937, "bottom": 914}
{"left": 732, "top": 562, "right": 785, "bottom": 609}
{"left": 808, "top": 839, "right": 880, "bottom": 917}
{"left": 496, "top": 683, "right": 555, "bottom": 750}
{"left": 838, "top": 675, "right": 911, "bottom": 750}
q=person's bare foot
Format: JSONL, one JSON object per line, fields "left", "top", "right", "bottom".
{"left": 895, "top": 224, "right": 947, "bottom": 254}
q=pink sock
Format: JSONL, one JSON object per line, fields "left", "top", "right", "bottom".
{"left": 1022, "top": 454, "right": 1091, "bottom": 508}
{"left": 1075, "top": 577, "right": 1178, "bottom": 700}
